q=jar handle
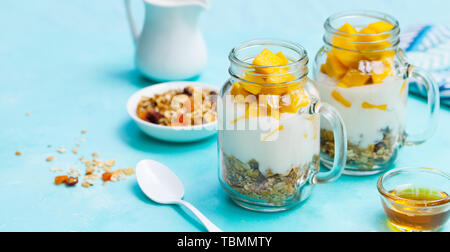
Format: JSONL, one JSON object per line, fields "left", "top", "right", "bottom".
{"left": 404, "top": 65, "right": 440, "bottom": 146}
{"left": 313, "top": 102, "right": 347, "bottom": 184}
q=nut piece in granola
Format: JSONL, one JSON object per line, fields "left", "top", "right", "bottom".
{"left": 46, "top": 156, "right": 55, "bottom": 162}
{"left": 136, "top": 86, "right": 217, "bottom": 127}
{"left": 65, "top": 177, "right": 79, "bottom": 186}
{"left": 15, "top": 151, "right": 22, "bottom": 156}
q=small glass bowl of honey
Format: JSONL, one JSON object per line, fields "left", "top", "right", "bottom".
{"left": 377, "top": 167, "right": 449, "bottom": 232}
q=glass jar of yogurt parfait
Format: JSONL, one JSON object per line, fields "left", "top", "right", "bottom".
{"left": 218, "top": 39, "right": 347, "bottom": 212}
{"left": 314, "top": 11, "right": 440, "bottom": 176}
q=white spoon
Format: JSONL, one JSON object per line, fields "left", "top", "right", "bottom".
{"left": 136, "top": 159, "right": 222, "bottom": 232}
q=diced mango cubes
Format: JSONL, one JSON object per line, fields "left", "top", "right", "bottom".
{"left": 323, "top": 53, "right": 348, "bottom": 79}
{"left": 338, "top": 69, "right": 370, "bottom": 87}
{"left": 339, "top": 22, "right": 358, "bottom": 34}
{"left": 243, "top": 71, "right": 265, "bottom": 87}
{"left": 230, "top": 48, "right": 310, "bottom": 118}
{"left": 371, "top": 69, "right": 390, "bottom": 84}
{"left": 321, "top": 21, "right": 396, "bottom": 85}
{"left": 265, "top": 73, "right": 296, "bottom": 85}
{"left": 276, "top": 51, "right": 290, "bottom": 65}
{"left": 252, "top": 48, "right": 285, "bottom": 75}
{"left": 331, "top": 23, "right": 361, "bottom": 67}
{"left": 246, "top": 49, "right": 294, "bottom": 85}
{"left": 368, "top": 21, "right": 395, "bottom": 33}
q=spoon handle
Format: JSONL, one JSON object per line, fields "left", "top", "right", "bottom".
{"left": 177, "top": 200, "right": 223, "bottom": 232}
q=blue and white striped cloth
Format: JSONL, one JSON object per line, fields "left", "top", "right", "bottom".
{"left": 400, "top": 25, "right": 450, "bottom": 106}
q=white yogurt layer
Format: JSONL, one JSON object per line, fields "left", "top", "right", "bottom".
{"left": 220, "top": 100, "right": 319, "bottom": 176}
{"left": 316, "top": 72, "right": 407, "bottom": 148}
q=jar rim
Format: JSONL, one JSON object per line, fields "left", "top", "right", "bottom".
{"left": 324, "top": 10, "right": 400, "bottom": 37}
{"left": 323, "top": 10, "right": 401, "bottom": 52}
{"left": 229, "top": 38, "right": 309, "bottom": 71}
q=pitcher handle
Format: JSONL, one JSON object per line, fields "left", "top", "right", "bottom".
{"left": 313, "top": 102, "right": 347, "bottom": 184}
{"left": 124, "top": 0, "right": 140, "bottom": 45}
{"left": 404, "top": 65, "right": 440, "bottom": 146}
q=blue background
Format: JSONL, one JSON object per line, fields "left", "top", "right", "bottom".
{"left": 0, "top": 0, "right": 449, "bottom": 232}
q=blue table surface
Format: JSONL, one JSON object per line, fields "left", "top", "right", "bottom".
{"left": 1, "top": 0, "right": 449, "bottom": 232}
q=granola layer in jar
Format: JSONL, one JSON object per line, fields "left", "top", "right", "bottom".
{"left": 218, "top": 39, "right": 346, "bottom": 211}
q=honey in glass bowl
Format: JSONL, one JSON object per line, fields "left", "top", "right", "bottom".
{"left": 378, "top": 167, "right": 450, "bottom": 232}
{"left": 382, "top": 186, "right": 449, "bottom": 232}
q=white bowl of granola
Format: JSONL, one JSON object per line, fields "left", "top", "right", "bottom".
{"left": 127, "top": 81, "right": 218, "bottom": 142}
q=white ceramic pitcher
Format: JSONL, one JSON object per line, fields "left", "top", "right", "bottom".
{"left": 124, "top": 0, "right": 209, "bottom": 81}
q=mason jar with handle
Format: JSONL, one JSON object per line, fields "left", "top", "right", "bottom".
{"left": 218, "top": 39, "right": 347, "bottom": 212}
{"left": 313, "top": 11, "right": 440, "bottom": 176}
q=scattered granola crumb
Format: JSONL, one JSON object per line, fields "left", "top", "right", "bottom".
{"left": 56, "top": 148, "right": 66, "bottom": 153}
{"left": 65, "top": 177, "right": 78, "bottom": 186}
{"left": 55, "top": 175, "right": 68, "bottom": 185}
{"left": 50, "top": 133, "right": 134, "bottom": 189}
{"left": 102, "top": 172, "right": 112, "bottom": 182}
{"left": 104, "top": 160, "right": 115, "bottom": 167}
{"left": 123, "top": 168, "right": 135, "bottom": 176}
{"left": 15, "top": 151, "right": 22, "bottom": 156}
{"left": 82, "top": 181, "right": 93, "bottom": 188}
{"left": 85, "top": 167, "right": 95, "bottom": 175}
{"left": 85, "top": 174, "right": 99, "bottom": 180}
{"left": 110, "top": 169, "right": 123, "bottom": 182}
{"left": 81, "top": 129, "right": 88, "bottom": 134}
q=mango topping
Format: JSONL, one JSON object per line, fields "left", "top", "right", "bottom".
{"left": 338, "top": 69, "right": 370, "bottom": 87}
{"left": 230, "top": 48, "right": 310, "bottom": 122}
{"left": 361, "top": 102, "right": 388, "bottom": 111}
{"left": 322, "top": 53, "right": 348, "bottom": 79}
{"left": 368, "top": 21, "right": 395, "bottom": 34}
{"left": 331, "top": 90, "right": 352, "bottom": 108}
{"left": 321, "top": 21, "right": 396, "bottom": 86}
{"left": 276, "top": 51, "right": 291, "bottom": 65}
{"left": 252, "top": 48, "right": 285, "bottom": 75}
